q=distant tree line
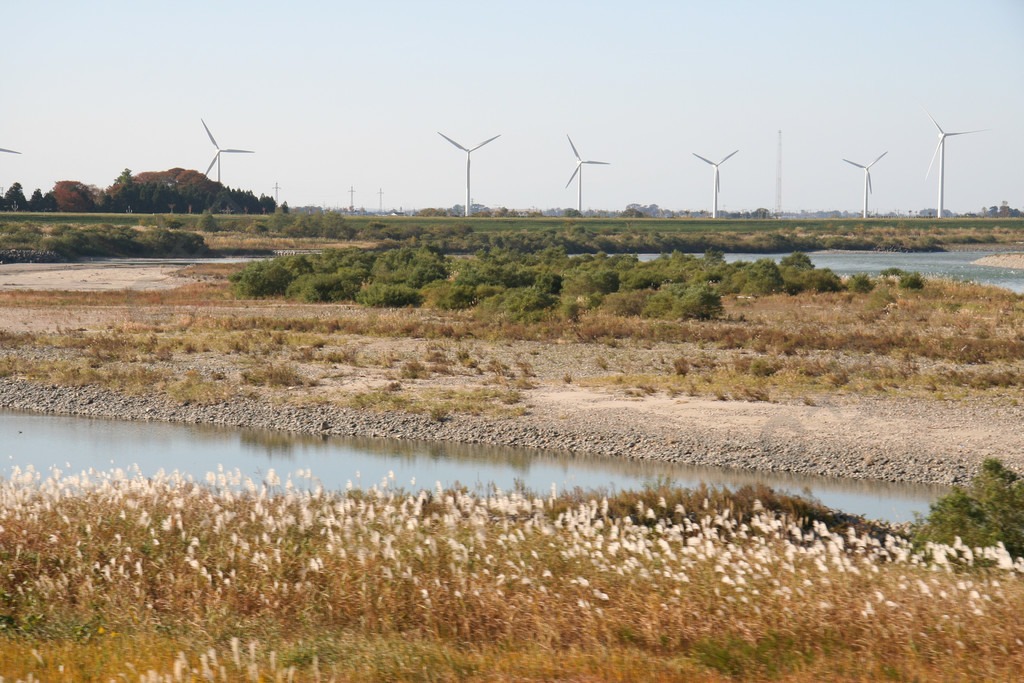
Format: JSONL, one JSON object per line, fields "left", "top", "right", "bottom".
{"left": 0, "top": 168, "right": 276, "bottom": 215}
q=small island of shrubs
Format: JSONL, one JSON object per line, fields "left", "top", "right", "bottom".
{"left": 229, "top": 247, "right": 915, "bottom": 322}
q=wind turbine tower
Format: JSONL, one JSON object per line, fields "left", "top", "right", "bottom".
{"left": 843, "top": 152, "right": 887, "bottom": 218}
{"left": 378, "top": 188, "right": 384, "bottom": 214}
{"left": 201, "top": 119, "right": 254, "bottom": 184}
{"left": 565, "top": 135, "right": 609, "bottom": 213}
{"left": 438, "top": 132, "right": 500, "bottom": 216}
{"left": 923, "top": 107, "right": 985, "bottom": 219}
{"left": 693, "top": 150, "right": 738, "bottom": 219}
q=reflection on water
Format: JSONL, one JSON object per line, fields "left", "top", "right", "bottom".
{"left": 2, "top": 409, "right": 945, "bottom": 523}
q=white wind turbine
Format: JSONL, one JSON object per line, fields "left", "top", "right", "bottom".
{"left": 843, "top": 152, "right": 887, "bottom": 218}
{"left": 692, "top": 150, "right": 738, "bottom": 218}
{"left": 201, "top": 119, "right": 253, "bottom": 184}
{"left": 565, "top": 135, "right": 609, "bottom": 213}
{"left": 438, "top": 132, "right": 500, "bottom": 216}
{"left": 923, "top": 107, "right": 985, "bottom": 219}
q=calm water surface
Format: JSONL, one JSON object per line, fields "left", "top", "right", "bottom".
{"left": 1, "top": 410, "right": 944, "bottom": 523}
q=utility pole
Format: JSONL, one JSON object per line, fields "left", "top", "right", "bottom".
{"left": 775, "top": 130, "right": 783, "bottom": 218}
{"left": 348, "top": 186, "right": 355, "bottom": 213}
{"left": 378, "top": 188, "right": 384, "bottom": 215}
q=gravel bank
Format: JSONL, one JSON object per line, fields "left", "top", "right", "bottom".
{"left": 0, "top": 377, "right": 1004, "bottom": 486}
{"left": 0, "top": 249, "right": 65, "bottom": 264}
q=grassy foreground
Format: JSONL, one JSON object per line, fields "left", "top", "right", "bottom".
{"left": 0, "top": 467, "right": 1022, "bottom": 680}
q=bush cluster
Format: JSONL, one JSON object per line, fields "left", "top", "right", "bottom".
{"left": 0, "top": 223, "right": 210, "bottom": 258}
{"left": 230, "top": 247, "right": 859, "bottom": 322}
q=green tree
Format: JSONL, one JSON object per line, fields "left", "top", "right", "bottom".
{"left": 3, "top": 182, "right": 27, "bottom": 211}
{"left": 916, "top": 459, "right": 1024, "bottom": 558}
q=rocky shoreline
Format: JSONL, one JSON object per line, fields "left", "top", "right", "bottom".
{"left": 0, "top": 377, "right": 983, "bottom": 487}
{"left": 0, "top": 249, "right": 66, "bottom": 264}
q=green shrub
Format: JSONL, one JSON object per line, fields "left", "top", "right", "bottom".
{"left": 601, "top": 289, "right": 652, "bottom": 317}
{"left": 736, "top": 259, "right": 785, "bottom": 296}
{"left": 422, "top": 282, "right": 477, "bottom": 310}
{"left": 197, "top": 211, "right": 217, "bottom": 232}
{"left": 779, "top": 251, "right": 814, "bottom": 270}
{"left": 846, "top": 273, "right": 875, "bottom": 293}
{"left": 229, "top": 261, "right": 295, "bottom": 298}
{"left": 642, "top": 284, "right": 722, "bottom": 320}
{"left": 898, "top": 271, "right": 926, "bottom": 290}
{"left": 783, "top": 267, "right": 842, "bottom": 294}
{"left": 285, "top": 271, "right": 363, "bottom": 302}
{"left": 562, "top": 268, "right": 620, "bottom": 297}
{"left": 478, "top": 287, "right": 556, "bottom": 322}
{"left": 915, "top": 459, "right": 1024, "bottom": 559}
{"left": 355, "top": 283, "right": 423, "bottom": 308}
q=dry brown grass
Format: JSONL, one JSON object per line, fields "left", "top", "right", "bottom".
{"left": 2, "top": 278, "right": 1022, "bottom": 410}
{"left": 1, "top": 469, "right": 1022, "bottom": 680}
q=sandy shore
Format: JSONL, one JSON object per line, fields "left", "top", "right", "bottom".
{"left": 0, "top": 261, "right": 195, "bottom": 291}
{"left": 972, "top": 253, "right": 1024, "bottom": 270}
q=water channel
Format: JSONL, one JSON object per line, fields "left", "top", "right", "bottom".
{"left": 1, "top": 410, "right": 945, "bottom": 523}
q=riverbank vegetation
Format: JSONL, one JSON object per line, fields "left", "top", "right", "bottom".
{"left": 0, "top": 222, "right": 210, "bottom": 259}
{"left": 1, "top": 262, "right": 1022, "bottom": 414}
{"left": 1, "top": 466, "right": 1022, "bottom": 680}
{"left": 3, "top": 213, "right": 1024, "bottom": 258}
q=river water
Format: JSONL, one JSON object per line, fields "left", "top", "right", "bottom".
{"left": 1, "top": 410, "right": 944, "bottom": 523}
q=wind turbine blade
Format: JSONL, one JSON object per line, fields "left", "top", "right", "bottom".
{"left": 868, "top": 151, "right": 888, "bottom": 167}
{"left": 201, "top": 119, "right": 219, "bottom": 149}
{"left": 719, "top": 150, "right": 739, "bottom": 164}
{"left": 437, "top": 132, "right": 468, "bottom": 152}
{"left": 470, "top": 134, "right": 500, "bottom": 152}
{"left": 946, "top": 129, "right": 988, "bottom": 136}
{"left": 716, "top": 171, "right": 720, "bottom": 194}
{"left": 222, "top": 149, "right": 254, "bottom": 154}
{"left": 0, "top": 147, "right": 20, "bottom": 154}
{"left": 565, "top": 164, "right": 581, "bottom": 189}
{"left": 867, "top": 171, "right": 873, "bottom": 194}
{"left": 567, "top": 135, "right": 581, "bottom": 161}
{"left": 925, "top": 139, "right": 942, "bottom": 179}
{"left": 692, "top": 153, "right": 714, "bottom": 165}
{"left": 843, "top": 159, "right": 866, "bottom": 169}
{"left": 921, "top": 106, "right": 944, "bottom": 134}
{"left": 206, "top": 153, "right": 219, "bottom": 177}
{"left": 584, "top": 160, "right": 610, "bottom": 165}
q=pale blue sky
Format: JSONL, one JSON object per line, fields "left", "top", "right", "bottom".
{"left": 2, "top": 0, "right": 1022, "bottom": 214}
